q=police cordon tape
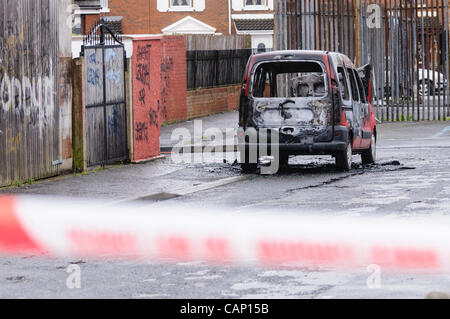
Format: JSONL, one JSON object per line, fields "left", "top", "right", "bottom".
{"left": 0, "top": 195, "right": 449, "bottom": 272}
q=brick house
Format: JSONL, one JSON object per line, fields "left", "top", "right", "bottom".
{"left": 74, "top": 0, "right": 274, "bottom": 50}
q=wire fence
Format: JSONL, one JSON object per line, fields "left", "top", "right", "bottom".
{"left": 186, "top": 49, "right": 253, "bottom": 90}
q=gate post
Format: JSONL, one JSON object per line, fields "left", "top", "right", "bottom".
{"left": 125, "top": 57, "right": 134, "bottom": 163}
{"left": 72, "top": 57, "right": 87, "bottom": 173}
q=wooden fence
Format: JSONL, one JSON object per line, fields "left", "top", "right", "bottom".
{"left": 187, "top": 49, "right": 252, "bottom": 90}
{"left": 0, "top": 0, "right": 60, "bottom": 186}
{"left": 185, "top": 34, "right": 251, "bottom": 51}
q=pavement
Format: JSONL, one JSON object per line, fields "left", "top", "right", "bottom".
{"left": 1, "top": 111, "right": 450, "bottom": 298}
{"left": 160, "top": 111, "right": 239, "bottom": 153}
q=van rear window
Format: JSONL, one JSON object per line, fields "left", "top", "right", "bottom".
{"left": 251, "top": 61, "right": 328, "bottom": 98}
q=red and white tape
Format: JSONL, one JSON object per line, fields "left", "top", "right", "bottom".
{"left": 0, "top": 195, "right": 449, "bottom": 272}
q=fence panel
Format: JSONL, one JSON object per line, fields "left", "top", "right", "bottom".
{"left": 185, "top": 35, "right": 250, "bottom": 51}
{"left": 275, "top": 0, "right": 450, "bottom": 122}
{"left": 0, "top": 0, "right": 60, "bottom": 186}
{"left": 187, "top": 49, "right": 252, "bottom": 90}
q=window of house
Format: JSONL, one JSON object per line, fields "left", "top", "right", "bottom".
{"left": 100, "top": 0, "right": 110, "bottom": 12}
{"left": 244, "top": 0, "right": 267, "bottom": 10}
{"left": 171, "top": 0, "right": 193, "bottom": 8}
{"left": 245, "top": 0, "right": 267, "bottom": 5}
{"left": 257, "top": 43, "right": 266, "bottom": 53}
{"left": 72, "top": 14, "right": 82, "bottom": 35}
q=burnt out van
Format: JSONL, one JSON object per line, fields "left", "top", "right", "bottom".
{"left": 238, "top": 50, "right": 377, "bottom": 173}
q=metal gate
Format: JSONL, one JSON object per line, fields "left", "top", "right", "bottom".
{"left": 82, "top": 22, "right": 128, "bottom": 166}
{"left": 275, "top": 0, "right": 450, "bottom": 122}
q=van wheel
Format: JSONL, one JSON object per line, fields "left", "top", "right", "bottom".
{"left": 336, "top": 140, "right": 352, "bottom": 171}
{"left": 362, "top": 134, "right": 376, "bottom": 164}
{"left": 240, "top": 147, "right": 258, "bottom": 173}
{"left": 241, "top": 163, "right": 257, "bottom": 174}
{"left": 279, "top": 152, "right": 289, "bottom": 167}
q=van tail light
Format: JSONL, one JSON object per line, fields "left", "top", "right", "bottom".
{"left": 331, "top": 87, "right": 348, "bottom": 126}
{"left": 243, "top": 79, "right": 249, "bottom": 97}
{"left": 334, "top": 106, "right": 341, "bottom": 124}
{"left": 331, "top": 86, "right": 341, "bottom": 125}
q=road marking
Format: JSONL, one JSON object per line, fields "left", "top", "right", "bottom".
{"left": 378, "top": 146, "right": 450, "bottom": 150}
{"left": 431, "top": 126, "right": 450, "bottom": 139}
{"left": 175, "top": 175, "right": 249, "bottom": 196}
{"left": 113, "top": 175, "right": 251, "bottom": 204}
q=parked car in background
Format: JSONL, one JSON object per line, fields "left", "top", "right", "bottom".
{"left": 418, "top": 69, "right": 448, "bottom": 96}
{"left": 238, "top": 50, "right": 377, "bottom": 173}
{"left": 383, "top": 68, "right": 448, "bottom": 98}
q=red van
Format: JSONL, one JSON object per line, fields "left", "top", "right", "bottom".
{"left": 238, "top": 50, "right": 377, "bottom": 173}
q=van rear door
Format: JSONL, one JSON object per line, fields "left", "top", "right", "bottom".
{"left": 250, "top": 60, "right": 332, "bottom": 138}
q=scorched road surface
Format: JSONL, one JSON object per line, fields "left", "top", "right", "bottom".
{"left": 1, "top": 121, "right": 450, "bottom": 298}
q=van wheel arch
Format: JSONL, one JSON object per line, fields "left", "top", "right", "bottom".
{"left": 336, "top": 131, "right": 353, "bottom": 171}
{"left": 362, "top": 128, "right": 377, "bottom": 164}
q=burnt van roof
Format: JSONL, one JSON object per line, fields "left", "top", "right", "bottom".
{"left": 252, "top": 50, "right": 354, "bottom": 67}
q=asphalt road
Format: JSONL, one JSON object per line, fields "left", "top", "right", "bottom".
{"left": 1, "top": 121, "right": 450, "bottom": 299}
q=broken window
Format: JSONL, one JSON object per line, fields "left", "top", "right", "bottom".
{"left": 353, "top": 69, "right": 367, "bottom": 103}
{"left": 347, "top": 68, "right": 360, "bottom": 102}
{"left": 337, "top": 67, "right": 350, "bottom": 102}
{"left": 251, "top": 61, "right": 328, "bottom": 99}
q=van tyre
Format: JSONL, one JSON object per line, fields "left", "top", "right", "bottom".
{"left": 336, "top": 140, "right": 352, "bottom": 171}
{"left": 279, "top": 152, "right": 289, "bottom": 167}
{"left": 241, "top": 147, "right": 258, "bottom": 173}
{"left": 241, "top": 163, "right": 257, "bottom": 173}
{"left": 362, "top": 134, "right": 376, "bottom": 164}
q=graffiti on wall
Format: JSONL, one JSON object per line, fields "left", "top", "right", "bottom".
{"left": 136, "top": 45, "right": 151, "bottom": 90}
{"left": 135, "top": 121, "right": 149, "bottom": 142}
{"left": 138, "top": 88, "right": 146, "bottom": 105}
{"left": 149, "top": 109, "right": 159, "bottom": 128}
{"left": 5, "top": 128, "right": 22, "bottom": 155}
{"left": 0, "top": 0, "right": 61, "bottom": 187}
{"left": 132, "top": 39, "right": 162, "bottom": 162}
{"left": 0, "top": 57, "right": 55, "bottom": 128}
{"left": 108, "top": 105, "right": 122, "bottom": 138}
{"left": 105, "top": 49, "right": 121, "bottom": 85}
{"left": 158, "top": 56, "right": 174, "bottom": 121}
{"left": 134, "top": 43, "right": 158, "bottom": 147}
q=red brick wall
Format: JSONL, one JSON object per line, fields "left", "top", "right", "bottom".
{"left": 132, "top": 38, "right": 162, "bottom": 162}
{"left": 84, "top": 1, "right": 274, "bottom": 35}
{"left": 149, "top": 0, "right": 229, "bottom": 35}
{"left": 106, "top": 0, "right": 150, "bottom": 34}
{"left": 84, "top": 0, "right": 151, "bottom": 34}
{"left": 186, "top": 85, "right": 241, "bottom": 119}
{"left": 131, "top": 36, "right": 187, "bottom": 161}
{"left": 160, "top": 36, "right": 187, "bottom": 123}
{"left": 84, "top": 14, "right": 99, "bottom": 34}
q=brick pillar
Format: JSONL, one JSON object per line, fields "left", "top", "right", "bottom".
{"left": 132, "top": 38, "right": 162, "bottom": 162}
